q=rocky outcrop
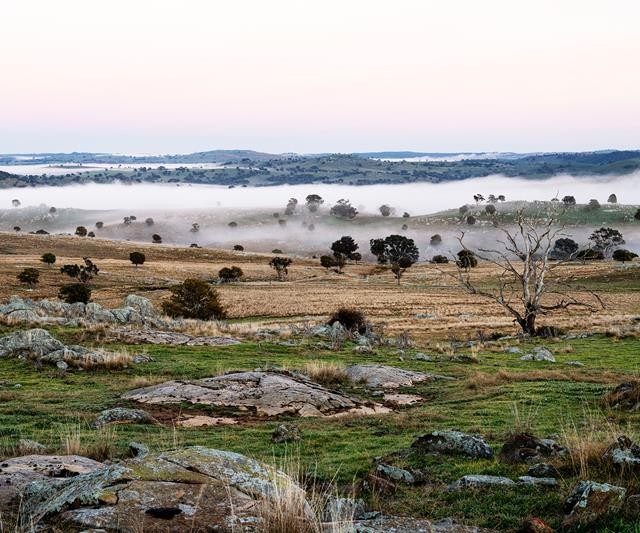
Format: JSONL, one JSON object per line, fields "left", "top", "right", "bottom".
{"left": 0, "top": 295, "right": 164, "bottom": 327}
{"left": 0, "top": 455, "right": 103, "bottom": 510}
{"left": 344, "top": 364, "right": 451, "bottom": 388}
{"left": 602, "top": 381, "right": 640, "bottom": 411}
{"left": 499, "top": 433, "right": 568, "bottom": 464}
{"left": 107, "top": 328, "right": 241, "bottom": 346}
{"left": 14, "top": 447, "right": 307, "bottom": 532}
{"left": 123, "top": 370, "right": 378, "bottom": 417}
{"left": 91, "top": 408, "right": 159, "bottom": 428}
{"left": 520, "top": 346, "right": 555, "bottom": 362}
{"left": 0, "top": 329, "right": 141, "bottom": 369}
{"left": 411, "top": 430, "right": 494, "bottom": 459}
{"left": 563, "top": 480, "right": 626, "bottom": 527}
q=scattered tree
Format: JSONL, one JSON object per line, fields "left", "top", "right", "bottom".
{"left": 13, "top": 226, "right": 21, "bottom": 232}
{"left": 330, "top": 199, "right": 358, "bottom": 219}
{"left": 466, "top": 215, "right": 476, "bottom": 225}
{"left": 613, "top": 249, "right": 638, "bottom": 262}
{"left": 402, "top": 212, "right": 410, "bottom": 218}
{"left": 608, "top": 193, "right": 618, "bottom": 204}
{"left": 485, "top": 204, "right": 497, "bottom": 216}
{"left": 161, "top": 278, "right": 227, "bottom": 320}
{"left": 473, "top": 194, "right": 485, "bottom": 204}
{"left": 459, "top": 205, "right": 469, "bottom": 215}
{"left": 272, "top": 249, "right": 283, "bottom": 254}
{"left": 330, "top": 236, "right": 359, "bottom": 273}
{"left": 562, "top": 195, "right": 576, "bottom": 207}
{"left": 152, "top": 234, "right": 162, "bottom": 244}
{"left": 75, "top": 226, "right": 88, "bottom": 237}
{"left": 123, "top": 217, "right": 132, "bottom": 225}
{"left": 218, "top": 266, "right": 244, "bottom": 282}
{"left": 369, "top": 234, "right": 419, "bottom": 285}
{"left": 284, "top": 198, "right": 298, "bottom": 216}
{"left": 498, "top": 195, "right": 506, "bottom": 202}
{"left": 269, "top": 256, "right": 292, "bottom": 281}
{"left": 233, "top": 244, "right": 244, "bottom": 251}
{"left": 49, "top": 206, "right": 57, "bottom": 213}
{"left": 588, "top": 227, "right": 624, "bottom": 257}
{"left": 551, "top": 238, "right": 579, "bottom": 260}
{"left": 145, "top": 217, "right": 154, "bottom": 226}
{"left": 320, "top": 255, "right": 338, "bottom": 271}
{"left": 87, "top": 231, "right": 95, "bottom": 238}
{"left": 587, "top": 199, "right": 601, "bottom": 210}
{"left": 58, "top": 283, "right": 92, "bottom": 304}
{"left": 576, "top": 248, "right": 605, "bottom": 261}
{"left": 41, "top": 252, "right": 56, "bottom": 266}
{"left": 456, "top": 249, "right": 478, "bottom": 271}
{"left": 430, "top": 234, "right": 442, "bottom": 246}
{"left": 11, "top": 199, "right": 20, "bottom": 207}
{"left": 190, "top": 223, "right": 200, "bottom": 233}
{"left": 228, "top": 221, "right": 238, "bottom": 228}
{"left": 60, "top": 257, "right": 99, "bottom": 283}
{"left": 129, "top": 251, "right": 146, "bottom": 267}
{"left": 379, "top": 204, "right": 393, "bottom": 217}
{"left": 451, "top": 214, "right": 604, "bottom": 335}
{"left": 95, "top": 221, "right": 104, "bottom": 229}
{"left": 305, "top": 194, "right": 324, "bottom": 212}
{"left": 17, "top": 268, "right": 39, "bottom": 288}
{"left": 432, "top": 255, "right": 449, "bottom": 264}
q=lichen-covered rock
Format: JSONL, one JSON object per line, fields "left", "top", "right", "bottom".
{"left": 16, "top": 447, "right": 307, "bottom": 532}
{"left": 520, "top": 346, "right": 555, "bottom": 362}
{"left": 0, "top": 328, "right": 64, "bottom": 358}
{"left": 602, "top": 381, "right": 640, "bottom": 411}
{"left": 271, "top": 424, "right": 301, "bottom": 443}
{"left": 344, "top": 364, "right": 451, "bottom": 388}
{"left": 108, "top": 328, "right": 241, "bottom": 346}
{"left": 375, "top": 463, "right": 416, "bottom": 485}
{"left": 516, "top": 476, "right": 558, "bottom": 488}
{"left": 603, "top": 435, "right": 640, "bottom": 468}
{"left": 563, "top": 480, "right": 626, "bottom": 527}
{"left": 411, "top": 430, "right": 494, "bottom": 459}
{"left": 323, "top": 497, "right": 366, "bottom": 522}
{"left": 0, "top": 455, "right": 103, "bottom": 510}
{"left": 91, "top": 408, "right": 158, "bottom": 429}
{"left": 499, "top": 433, "right": 568, "bottom": 464}
{"left": 122, "top": 370, "right": 374, "bottom": 417}
{"left": 446, "top": 475, "right": 515, "bottom": 491}
{"left": 110, "top": 307, "right": 144, "bottom": 324}
{"left": 85, "top": 302, "right": 117, "bottom": 323}
{"left": 124, "top": 295, "right": 156, "bottom": 317}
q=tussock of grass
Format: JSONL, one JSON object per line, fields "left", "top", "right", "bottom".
{"left": 301, "top": 361, "right": 348, "bottom": 387}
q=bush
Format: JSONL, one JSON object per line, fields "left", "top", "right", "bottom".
{"left": 269, "top": 256, "right": 292, "bottom": 281}
{"left": 129, "top": 251, "right": 146, "bottom": 267}
{"left": 233, "top": 244, "right": 244, "bottom": 251}
{"left": 272, "top": 249, "right": 283, "bottom": 254}
{"left": 218, "top": 266, "right": 244, "bottom": 282}
{"left": 432, "top": 255, "right": 449, "bottom": 264}
{"left": 457, "top": 249, "right": 478, "bottom": 270}
{"left": 576, "top": 249, "right": 605, "bottom": 261}
{"left": 320, "top": 255, "right": 337, "bottom": 270}
{"left": 95, "top": 221, "right": 104, "bottom": 229}
{"left": 59, "top": 283, "right": 92, "bottom": 304}
{"left": 75, "top": 226, "right": 88, "bottom": 237}
{"left": 152, "top": 234, "right": 162, "bottom": 244}
{"left": 613, "top": 249, "right": 638, "bottom": 262}
{"left": 17, "top": 268, "right": 39, "bottom": 288}
{"left": 328, "top": 307, "right": 367, "bottom": 334}
{"left": 161, "top": 278, "right": 227, "bottom": 320}
{"left": 41, "top": 252, "right": 56, "bottom": 266}
{"left": 430, "top": 234, "right": 442, "bottom": 246}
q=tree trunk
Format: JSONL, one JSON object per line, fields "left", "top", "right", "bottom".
{"left": 518, "top": 313, "right": 536, "bottom": 335}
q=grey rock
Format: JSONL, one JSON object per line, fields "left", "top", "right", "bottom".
{"left": 415, "top": 313, "right": 437, "bottom": 319}
{"left": 91, "top": 408, "right": 158, "bottom": 429}
{"left": 517, "top": 476, "right": 558, "bottom": 487}
{"left": 565, "top": 360, "right": 584, "bottom": 367}
{"left": 354, "top": 515, "right": 490, "bottom": 532}
{"left": 345, "top": 364, "right": 451, "bottom": 388}
{"left": 16, "top": 447, "right": 309, "bottom": 531}
{"left": 527, "top": 463, "right": 559, "bottom": 478}
{"left": 412, "top": 430, "right": 494, "bottom": 459}
{"left": 412, "top": 353, "right": 433, "bottom": 361}
{"left": 504, "top": 347, "right": 522, "bottom": 354}
{"left": 499, "top": 433, "right": 568, "bottom": 464}
{"left": 127, "top": 441, "right": 149, "bottom": 459}
{"left": 563, "top": 480, "right": 626, "bottom": 527}
{"left": 323, "top": 497, "right": 366, "bottom": 522}
{"left": 375, "top": 463, "right": 415, "bottom": 485}
{"left": 123, "top": 294, "right": 156, "bottom": 317}
{"left": 604, "top": 436, "right": 640, "bottom": 467}
{"left": 122, "top": 370, "right": 375, "bottom": 417}
{"left": 0, "top": 328, "right": 64, "bottom": 358}
{"left": 56, "top": 360, "right": 69, "bottom": 371}
{"left": 447, "top": 475, "right": 515, "bottom": 491}
{"left": 520, "top": 346, "right": 555, "bottom": 362}
{"left": 18, "top": 439, "right": 46, "bottom": 454}
{"left": 271, "top": 424, "right": 301, "bottom": 443}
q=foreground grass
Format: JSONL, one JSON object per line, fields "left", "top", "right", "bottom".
{"left": 0, "top": 333, "right": 639, "bottom": 530}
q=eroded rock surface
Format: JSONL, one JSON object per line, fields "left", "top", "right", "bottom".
{"left": 563, "top": 480, "right": 626, "bottom": 527}
{"left": 0, "top": 455, "right": 103, "bottom": 509}
{"left": 0, "top": 329, "right": 141, "bottom": 369}
{"left": 14, "top": 447, "right": 305, "bottom": 532}
{"left": 411, "top": 431, "right": 494, "bottom": 459}
{"left": 107, "top": 328, "right": 241, "bottom": 346}
{"left": 344, "top": 364, "right": 451, "bottom": 388}
{"left": 91, "top": 408, "right": 159, "bottom": 428}
{"left": 354, "top": 516, "right": 493, "bottom": 532}
{"left": 123, "top": 370, "right": 376, "bottom": 417}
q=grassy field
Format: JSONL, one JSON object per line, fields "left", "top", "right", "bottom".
{"left": 1, "top": 232, "right": 640, "bottom": 530}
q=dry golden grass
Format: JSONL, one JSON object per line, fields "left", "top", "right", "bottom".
{"left": 64, "top": 348, "right": 134, "bottom": 370}
{"left": 1, "top": 231, "right": 638, "bottom": 341}
{"left": 300, "top": 361, "right": 349, "bottom": 387}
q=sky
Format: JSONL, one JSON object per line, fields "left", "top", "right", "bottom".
{"left": 2, "top": 0, "right": 639, "bottom": 154}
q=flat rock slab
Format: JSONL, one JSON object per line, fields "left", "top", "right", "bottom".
{"left": 354, "top": 516, "right": 493, "bottom": 532}
{"left": 176, "top": 415, "right": 238, "bottom": 427}
{"left": 383, "top": 393, "right": 423, "bottom": 407}
{"left": 0, "top": 455, "right": 103, "bottom": 510}
{"left": 15, "top": 447, "right": 306, "bottom": 532}
{"left": 108, "top": 328, "right": 241, "bottom": 346}
{"left": 122, "top": 370, "right": 375, "bottom": 417}
{"left": 345, "top": 364, "right": 451, "bottom": 388}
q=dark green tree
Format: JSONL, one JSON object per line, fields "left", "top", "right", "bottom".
{"left": 161, "top": 279, "right": 227, "bottom": 320}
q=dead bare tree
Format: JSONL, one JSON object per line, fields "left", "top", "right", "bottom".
{"left": 450, "top": 212, "right": 604, "bottom": 335}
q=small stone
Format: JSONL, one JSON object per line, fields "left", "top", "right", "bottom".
{"left": 323, "top": 497, "right": 366, "bottom": 522}
{"left": 56, "top": 360, "right": 68, "bottom": 371}
{"left": 271, "top": 424, "right": 301, "bottom": 443}
{"left": 375, "top": 463, "right": 415, "bottom": 485}
{"left": 447, "top": 475, "right": 515, "bottom": 491}
{"left": 128, "top": 442, "right": 149, "bottom": 459}
{"left": 527, "top": 463, "right": 559, "bottom": 478}
{"left": 412, "top": 430, "right": 494, "bottom": 459}
{"left": 520, "top": 346, "right": 555, "bottom": 362}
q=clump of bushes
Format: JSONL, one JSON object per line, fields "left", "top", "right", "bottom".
{"left": 41, "top": 252, "right": 56, "bottom": 266}
{"left": 432, "top": 255, "right": 449, "bottom": 264}
{"left": 17, "top": 268, "right": 39, "bottom": 288}
{"left": 327, "top": 307, "right": 368, "bottom": 334}
{"left": 59, "top": 283, "right": 92, "bottom": 304}
{"left": 129, "top": 251, "right": 146, "bottom": 267}
{"left": 218, "top": 266, "right": 244, "bottom": 282}
{"left": 161, "top": 278, "right": 227, "bottom": 320}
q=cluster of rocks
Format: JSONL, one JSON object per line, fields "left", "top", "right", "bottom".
{"left": 519, "top": 346, "right": 556, "bottom": 362}
{"left": 0, "top": 328, "right": 148, "bottom": 369}
{"left": 122, "top": 370, "right": 387, "bottom": 418}
{"left": 0, "top": 294, "right": 164, "bottom": 327}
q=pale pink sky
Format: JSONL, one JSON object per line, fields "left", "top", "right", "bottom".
{"left": 2, "top": 0, "right": 639, "bottom": 154}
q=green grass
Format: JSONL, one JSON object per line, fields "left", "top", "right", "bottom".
{"left": 1, "top": 331, "right": 640, "bottom": 530}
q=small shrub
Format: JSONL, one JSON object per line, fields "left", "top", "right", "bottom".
{"left": 152, "top": 234, "right": 162, "bottom": 244}
{"left": 233, "top": 244, "right": 244, "bottom": 251}
{"left": 17, "top": 268, "right": 39, "bottom": 288}
{"left": 129, "top": 251, "right": 146, "bottom": 267}
{"left": 161, "top": 278, "right": 227, "bottom": 320}
{"left": 269, "top": 257, "right": 292, "bottom": 281}
{"left": 272, "top": 249, "right": 283, "bottom": 254}
{"left": 432, "top": 254, "right": 449, "bottom": 264}
{"left": 327, "top": 307, "right": 367, "bottom": 334}
{"left": 457, "top": 249, "right": 478, "bottom": 270}
{"left": 75, "top": 226, "right": 88, "bottom": 237}
{"left": 59, "top": 283, "right": 92, "bottom": 304}
{"left": 576, "top": 249, "right": 605, "bottom": 261}
{"left": 219, "top": 266, "right": 244, "bottom": 282}
{"left": 41, "top": 252, "right": 56, "bottom": 266}
{"left": 302, "top": 361, "right": 348, "bottom": 387}
{"left": 612, "top": 249, "right": 638, "bottom": 262}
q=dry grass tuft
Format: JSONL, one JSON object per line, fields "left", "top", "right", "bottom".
{"left": 65, "top": 348, "right": 134, "bottom": 370}
{"left": 61, "top": 424, "right": 82, "bottom": 455}
{"left": 301, "top": 361, "right": 349, "bottom": 387}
